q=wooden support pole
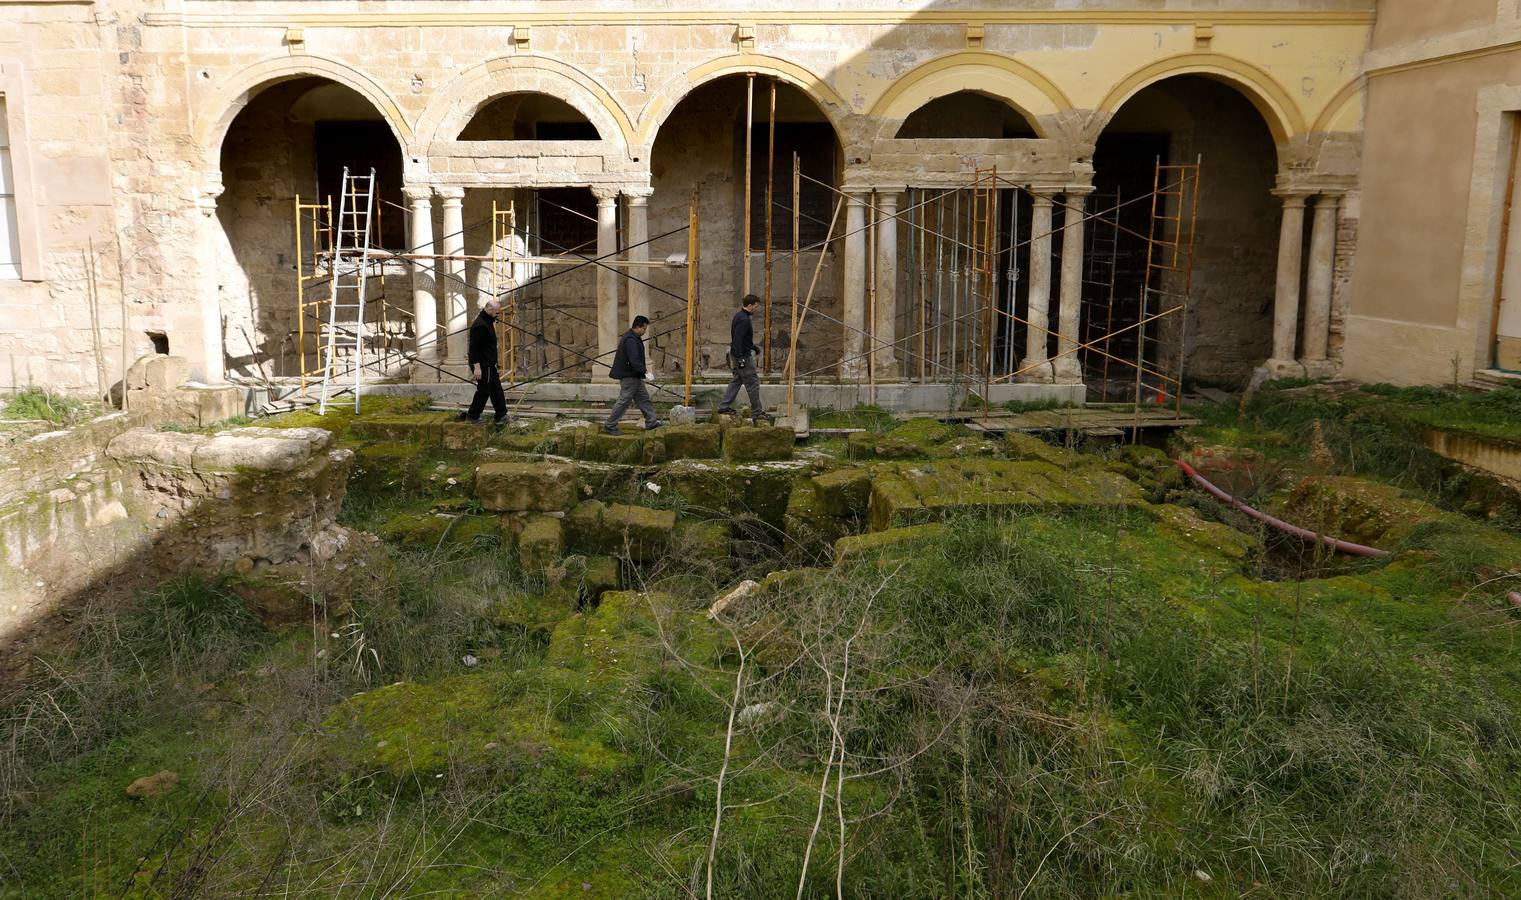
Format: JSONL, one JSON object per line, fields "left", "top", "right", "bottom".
{"left": 763, "top": 77, "right": 776, "bottom": 373}
{"left": 786, "top": 197, "right": 843, "bottom": 413}
{"left": 742, "top": 73, "right": 754, "bottom": 297}
{"left": 789, "top": 152, "right": 800, "bottom": 414}
{"left": 686, "top": 189, "right": 699, "bottom": 406}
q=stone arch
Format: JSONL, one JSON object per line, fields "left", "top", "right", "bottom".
{"left": 415, "top": 56, "right": 633, "bottom": 152}
{"left": 1095, "top": 53, "right": 1304, "bottom": 145}
{"left": 867, "top": 51, "right": 1073, "bottom": 142}
{"left": 194, "top": 55, "right": 410, "bottom": 168}
{"left": 636, "top": 54, "right": 850, "bottom": 156}
{"left": 1311, "top": 78, "right": 1366, "bottom": 134}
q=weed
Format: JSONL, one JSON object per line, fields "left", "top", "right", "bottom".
{"left": 2, "top": 389, "right": 91, "bottom": 425}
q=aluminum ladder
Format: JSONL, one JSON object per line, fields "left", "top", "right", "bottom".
{"left": 318, "top": 166, "right": 377, "bottom": 414}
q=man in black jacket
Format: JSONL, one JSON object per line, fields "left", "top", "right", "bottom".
{"left": 716, "top": 294, "right": 773, "bottom": 424}
{"left": 462, "top": 299, "right": 508, "bottom": 425}
{"left": 603, "top": 315, "right": 660, "bottom": 434}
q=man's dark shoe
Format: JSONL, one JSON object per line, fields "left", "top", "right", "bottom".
{"left": 755, "top": 413, "right": 776, "bottom": 426}
{"left": 492, "top": 414, "right": 509, "bottom": 426}
{"left": 715, "top": 407, "right": 735, "bottom": 416}
{"left": 460, "top": 413, "right": 482, "bottom": 424}
{"left": 602, "top": 424, "right": 621, "bottom": 436}
{"left": 644, "top": 420, "right": 663, "bottom": 430}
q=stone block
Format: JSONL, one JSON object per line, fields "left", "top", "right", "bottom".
{"left": 106, "top": 428, "right": 205, "bottom": 469}
{"left": 578, "top": 431, "right": 667, "bottom": 464}
{"left": 866, "top": 472, "right": 925, "bottom": 532}
{"left": 661, "top": 424, "right": 722, "bottom": 460}
{"left": 812, "top": 467, "right": 872, "bottom": 517}
{"left": 565, "top": 499, "right": 675, "bottom": 561}
{"left": 675, "top": 518, "right": 730, "bottom": 561}
{"left": 663, "top": 460, "right": 801, "bottom": 528}
{"left": 834, "top": 524, "right": 950, "bottom": 561}
{"left": 1003, "top": 432, "right": 1081, "bottom": 467}
{"left": 786, "top": 478, "right": 852, "bottom": 563}
{"left": 846, "top": 431, "right": 918, "bottom": 460}
{"left": 518, "top": 514, "right": 564, "bottom": 572}
{"left": 723, "top": 425, "right": 794, "bottom": 462}
{"left": 350, "top": 413, "right": 451, "bottom": 445}
{"left": 442, "top": 421, "right": 489, "bottom": 450}
{"left": 185, "top": 386, "right": 245, "bottom": 425}
{"left": 192, "top": 433, "right": 311, "bottom": 473}
{"left": 562, "top": 553, "right": 621, "bottom": 602}
{"left": 125, "top": 354, "right": 189, "bottom": 393}
{"left": 351, "top": 442, "right": 427, "bottom": 492}
{"left": 475, "top": 462, "right": 578, "bottom": 512}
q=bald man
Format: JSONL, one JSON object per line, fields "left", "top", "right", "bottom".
{"left": 462, "top": 299, "right": 508, "bottom": 425}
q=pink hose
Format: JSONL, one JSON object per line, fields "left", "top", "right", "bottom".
{"left": 1175, "top": 459, "right": 1391, "bottom": 558}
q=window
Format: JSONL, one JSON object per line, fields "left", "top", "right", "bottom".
{"left": 749, "top": 123, "right": 837, "bottom": 251}
{"left": 537, "top": 188, "right": 598, "bottom": 254}
{"left": 0, "top": 98, "right": 21, "bottom": 279}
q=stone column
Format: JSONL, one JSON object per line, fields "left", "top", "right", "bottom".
{"left": 841, "top": 192, "right": 868, "bottom": 379}
{"left": 196, "top": 182, "right": 226, "bottom": 385}
{"left": 593, "top": 188, "right": 620, "bottom": 377}
{"left": 1267, "top": 191, "right": 1309, "bottom": 368}
{"left": 403, "top": 186, "right": 439, "bottom": 369}
{"left": 625, "top": 187, "right": 652, "bottom": 327}
{"left": 1053, "top": 189, "right": 1089, "bottom": 383}
{"left": 1301, "top": 193, "right": 1340, "bottom": 363}
{"left": 437, "top": 187, "right": 467, "bottom": 366}
{"left": 1022, "top": 192, "right": 1054, "bottom": 381}
{"left": 873, "top": 190, "right": 899, "bottom": 376}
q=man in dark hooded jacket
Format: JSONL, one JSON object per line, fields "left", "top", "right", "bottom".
{"left": 603, "top": 316, "right": 660, "bottom": 433}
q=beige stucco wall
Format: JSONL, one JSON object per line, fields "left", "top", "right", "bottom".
{"left": 1343, "top": 0, "right": 1521, "bottom": 385}
{"left": 0, "top": 0, "right": 1373, "bottom": 394}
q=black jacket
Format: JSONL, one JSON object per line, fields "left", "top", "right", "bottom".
{"left": 609, "top": 330, "right": 647, "bottom": 379}
{"left": 730, "top": 309, "right": 760, "bottom": 361}
{"left": 467, "top": 310, "right": 498, "bottom": 368}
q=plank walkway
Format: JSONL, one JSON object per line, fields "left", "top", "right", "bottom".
{"left": 962, "top": 407, "right": 1199, "bottom": 436}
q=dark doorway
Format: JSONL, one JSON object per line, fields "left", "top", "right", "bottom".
{"left": 314, "top": 122, "right": 405, "bottom": 249}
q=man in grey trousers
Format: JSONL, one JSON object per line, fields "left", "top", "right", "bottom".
{"left": 603, "top": 316, "right": 661, "bottom": 434}
{"left": 716, "top": 294, "right": 774, "bottom": 424}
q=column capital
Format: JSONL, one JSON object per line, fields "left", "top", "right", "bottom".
{"left": 1313, "top": 191, "right": 1346, "bottom": 208}
{"left": 1062, "top": 185, "right": 1096, "bottom": 198}
{"left": 846, "top": 192, "right": 869, "bottom": 208}
{"left": 401, "top": 184, "right": 434, "bottom": 204}
{"left": 1271, "top": 189, "right": 1313, "bottom": 207}
{"left": 875, "top": 191, "right": 899, "bottom": 209}
{"left": 590, "top": 186, "right": 621, "bottom": 203}
{"left": 435, "top": 186, "right": 464, "bottom": 203}
{"left": 1030, "top": 191, "right": 1055, "bottom": 207}
{"left": 622, "top": 185, "right": 654, "bottom": 201}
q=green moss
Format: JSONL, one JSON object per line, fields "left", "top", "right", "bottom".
{"left": 786, "top": 478, "right": 852, "bottom": 562}
{"left": 887, "top": 417, "right": 957, "bottom": 445}
{"left": 661, "top": 423, "right": 723, "bottom": 459}
{"left": 834, "top": 523, "right": 950, "bottom": 560}
{"left": 565, "top": 500, "right": 675, "bottom": 561}
{"left": 518, "top": 514, "right": 564, "bottom": 572}
{"left": 812, "top": 466, "right": 873, "bottom": 516}
{"left": 350, "top": 441, "right": 429, "bottom": 493}
{"left": 578, "top": 431, "right": 667, "bottom": 464}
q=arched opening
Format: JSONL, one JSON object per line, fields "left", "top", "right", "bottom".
{"left": 1091, "top": 74, "right": 1280, "bottom": 391}
{"left": 650, "top": 76, "right": 843, "bottom": 373}
{"left": 894, "top": 90, "right": 1039, "bottom": 139}
{"left": 216, "top": 77, "right": 407, "bottom": 379}
{"left": 457, "top": 93, "right": 601, "bottom": 141}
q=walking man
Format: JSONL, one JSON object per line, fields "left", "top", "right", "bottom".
{"left": 462, "top": 299, "right": 508, "bottom": 425}
{"left": 603, "top": 315, "right": 660, "bottom": 434}
{"left": 717, "top": 294, "right": 773, "bottom": 424}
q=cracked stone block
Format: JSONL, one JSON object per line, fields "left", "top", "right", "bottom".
{"left": 475, "top": 462, "right": 579, "bottom": 512}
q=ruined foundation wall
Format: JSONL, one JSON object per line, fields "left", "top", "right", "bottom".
{"left": 0, "top": 421, "right": 351, "bottom": 643}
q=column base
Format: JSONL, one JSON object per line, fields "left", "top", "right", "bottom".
{"left": 1295, "top": 358, "right": 1340, "bottom": 379}
{"left": 840, "top": 359, "right": 865, "bottom": 380}
{"left": 1051, "top": 358, "right": 1083, "bottom": 384}
{"left": 1017, "top": 360, "right": 1057, "bottom": 384}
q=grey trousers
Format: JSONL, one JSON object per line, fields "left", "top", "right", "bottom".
{"left": 606, "top": 376, "right": 657, "bottom": 427}
{"left": 719, "top": 354, "right": 763, "bottom": 417}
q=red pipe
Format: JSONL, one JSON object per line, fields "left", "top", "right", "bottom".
{"left": 1175, "top": 459, "right": 1391, "bottom": 558}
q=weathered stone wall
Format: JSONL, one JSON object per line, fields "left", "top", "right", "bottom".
{"left": 0, "top": 421, "right": 350, "bottom": 643}
{"left": 0, "top": 1, "right": 1373, "bottom": 393}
